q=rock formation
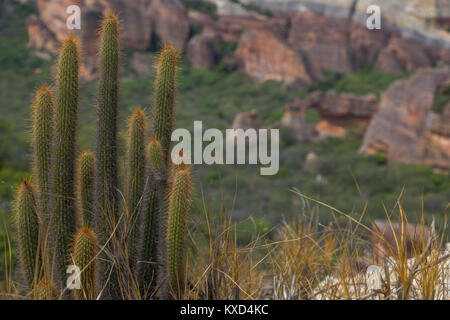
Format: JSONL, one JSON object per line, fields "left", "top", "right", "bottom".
{"left": 360, "top": 68, "right": 450, "bottom": 171}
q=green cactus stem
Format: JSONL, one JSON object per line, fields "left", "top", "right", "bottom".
{"left": 95, "top": 13, "right": 121, "bottom": 299}
{"left": 166, "top": 165, "right": 192, "bottom": 298}
{"left": 15, "top": 180, "right": 41, "bottom": 289}
{"left": 95, "top": 13, "right": 120, "bottom": 231}
{"left": 31, "top": 86, "right": 54, "bottom": 231}
{"left": 126, "top": 109, "right": 146, "bottom": 269}
{"left": 53, "top": 36, "right": 80, "bottom": 283}
{"left": 153, "top": 45, "right": 179, "bottom": 163}
{"left": 76, "top": 151, "right": 95, "bottom": 228}
{"left": 139, "top": 137, "right": 164, "bottom": 295}
{"left": 35, "top": 278, "right": 57, "bottom": 300}
{"left": 73, "top": 227, "right": 98, "bottom": 300}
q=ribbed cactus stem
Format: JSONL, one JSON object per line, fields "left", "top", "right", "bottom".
{"left": 140, "top": 137, "right": 164, "bottom": 295}
{"left": 31, "top": 86, "right": 54, "bottom": 231}
{"left": 53, "top": 36, "right": 79, "bottom": 282}
{"left": 95, "top": 14, "right": 120, "bottom": 231}
{"left": 73, "top": 227, "right": 98, "bottom": 300}
{"left": 15, "top": 180, "right": 40, "bottom": 289}
{"left": 126, "top": 109, "right": 146, "bottom": 269}
{"left": 153, "top": 45, "right": 179, "bottom": 163}
{"left": 76, "top": 151, "right": 95, "bottom": 228}
{"left": 35, "top": 278, "right": 57, "bottom": 300}
{"left": 95, "top": 13, "right": 120, "bottom": 299}
{"left": 166, "top": 166, "right": 192, "bottom": 298}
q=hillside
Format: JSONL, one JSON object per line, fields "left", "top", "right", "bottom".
{"left": 0, "top": 0, "right": 448, "bottom": 244}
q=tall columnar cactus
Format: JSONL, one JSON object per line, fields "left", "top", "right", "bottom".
{"left": 76, "top": 151, "right": 95, "bottom": 228}
{"left": 140, "top": 137, "right": 164, "bottom": 295}
{"left": 53, "top": 36, "right": 79, "bottom": 282}
{"left": 153, "top": 45, "right": 179, "bottom": 163}
{"left": 31, "top": 86, "right": 54, "bottom": 231}
{"left": 73, "top": 227, "right": 98, "bottom": 300}
{"left": 126, "top": 109, "right": 146, "bottom": 269}
{"left": 15, "top": 180, "right": 40, "bottom": 289}
{"left": 35, "top": 278, "right": 57, "bottom": 300}
{"left": 95, "top": 14, "right": 120, "bottom": 299}
{"left": 95, "top": 14, "right": 120, "bottom": 231}
{"left": 166, "top": 166, "right": 193, "bottom": 298}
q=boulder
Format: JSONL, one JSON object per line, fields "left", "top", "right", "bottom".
{"left": 236, "top": 28, "right": 311, "bottom": 86}
{"left": 187, "top": 32, "right": 220, "bottom": 70}
{"left": 375, "top": 37, "right": 432, "bottom": 74}
{"left": 361, "top": 68, "right": 450, "bottom": 170}
{"left": 288, "top": 12, "right": 355, "bottom": 80}
{"left": 280, "top": 99, "right": 317, "bottom": 142}
{"left": 26, "top": 14, "right": 58, "bottom": 53}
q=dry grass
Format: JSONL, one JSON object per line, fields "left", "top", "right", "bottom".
{"left": 1, "top": 187, "right": 449, "bottom": 300}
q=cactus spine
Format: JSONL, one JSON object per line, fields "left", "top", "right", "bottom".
{"left": 31, "top": 86, "right": 54, "bottom": 231}
{"left": 53, "top": 36, "right": 79, "bottom": 282}
{"left": 126, "top": 109, "right": 146, "bottom": 269}
{"left": 140, "top": 137, "right": 164, "bottom": 295}
{"left": 95, "top": 14, "right": 120, "bottom": 230}
{"left": 153, "top": 45, "right": 179, "bottom": 163}
{"left": 35, "top": 278, "right": 57, "bottom": 300}
{"left": 95, "top": 14, "right": 121, "bottom": 299}
{"left": 76, "top": 151, "right": 95, "bottom": 228}
{"left": 166, "top": 166, "right": 192, "bottom": 298}
{"left": 15, "top": 180, "right": 40, "bottom": 289}
{"left": 73, "top": 227, "right": 98, "bottom": 300}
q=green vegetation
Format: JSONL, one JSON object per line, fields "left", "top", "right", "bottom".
{"left": 433, "top": 84, "right": 450, "bottom": 113}
{"left": 181, "top": 0, "right": 217, "bottom": 18}
{"left": 313, "top": 67, "right": 405, "bottom": 98}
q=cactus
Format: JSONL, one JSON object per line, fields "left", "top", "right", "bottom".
{"left": 140, "top": 137, "right": 164, "bottom": 295}
{"left": 166, "top": 166, "right": 192, "bottom": 298}
{"left": 15, "top": 180, "right": 41, "bottom": 289}
{"left": 11, "top": 10, "right": 191, "bottom": 298}
{"left": 73, "top": 227, "right": 98, "bottom": 300}
{"left": 53, "top": 36, "right": 80, "bottom": 283}
{"left": 95, "top": 14, "right": 120, "bottom": 230}
{"left": 76, "top": 151, "right": 95, "bottom": 228}
{"left": 126, "top": 109, "right": 146, "bottom": 269}
{"left": 35, "top": 278, "right": 57, "bottom": 300}
{"left": 31, "top": 86, "right": 54, "bottom": 231}
{"left": 153, "top": 45, "right": 179, "bottom": 163}
{"left": 95, "top": 14, "right": 121, "bottom": 299}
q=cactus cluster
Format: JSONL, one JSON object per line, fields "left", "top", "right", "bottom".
{"left": 12, "top": 14, "right": 192, "bottom": 300}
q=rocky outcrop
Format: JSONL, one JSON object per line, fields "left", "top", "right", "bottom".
{"left": 29, "top": 0, "right": 189, "bottom": 75}
{"left": 288, "top": 12, "right": 355, "bottom": 80}
{"left": 374, "top": 37, "right": 432, "bottom": 75}
{"left": 187, "top": 32, "right": 220, "bottom": 70}
{"left": 360, "top": 68, "right": 450, "bottom": 170}
{"left": 26, "top": 14, "right": 58, "bottom": 53}
{"left": 280, "top": 92, "right": 378, "bottom": 142}
{"left": 150, "top": 0, "right": 189, "bottom": 51}
{"left": 280, "top": 99, "right": 317, "bottom": 142}
{"left": 232, "top": 109, "right": 260, "bottom": 131}
{"left": 236, "top": 28, "right": 311, "bottom": 86}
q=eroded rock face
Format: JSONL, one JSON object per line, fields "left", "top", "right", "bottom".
{"left": 374, "top": 37, "right": 432, "bottom": 75}
{"left": 236, "top": 28, "right": 311, "bottom": 86}
{"left": 232, "top": 109, "right": 260, "bottom": 131}
{"left": 187, "top": 32, "right": 220, "bottom": 70}
{"left": 280, "top": 99, "right": 317, "bottom": 142}
{"left": 280, "top": 92, "right": 378, "bottom": 142}
{"left": 149, "top": 0, "right": 189, "bottom": 51}
{"left": 26, "top": 14, "right": 58, "bottom": 53}
{"left": 361, "top": 68, "right": 450, "bottom": 170}
{"left": 288, "top": 12, "right": 354, "bottom": 80}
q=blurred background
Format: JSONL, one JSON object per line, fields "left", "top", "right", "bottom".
{"left": 0, "top": 0, "right": 449, "bottom": 250}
